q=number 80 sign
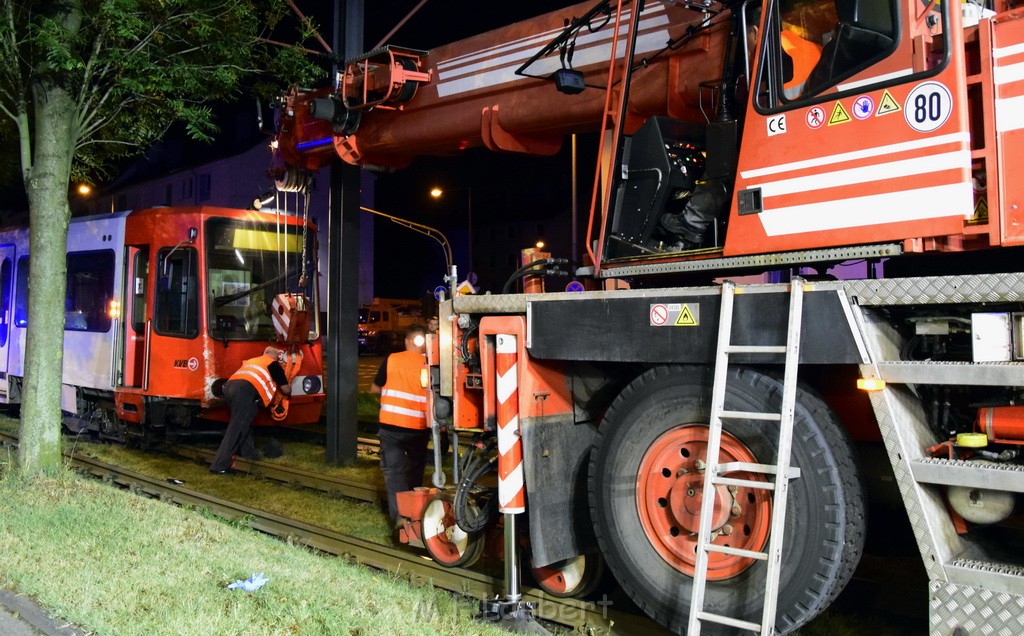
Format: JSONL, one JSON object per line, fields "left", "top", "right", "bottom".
{"left": 904, "top": 81, "right": 952, "bottom": 133}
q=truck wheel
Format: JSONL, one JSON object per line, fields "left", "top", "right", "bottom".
{"left": 589, "top": 365, "right": 864, "bottom": 634}
{"left": 422, "top": 493, "right": 484, "bottom": 568}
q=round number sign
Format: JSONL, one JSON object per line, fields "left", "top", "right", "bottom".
{"left": 904, "top": 82, "right": 952, "bottom": 133}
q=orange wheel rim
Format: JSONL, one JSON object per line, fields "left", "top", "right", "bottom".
{"left": 635, "top": 424, "right": 771, "bottom": 580}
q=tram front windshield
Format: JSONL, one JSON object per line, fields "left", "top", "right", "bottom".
{"left": 206, "top": 217, "right": 317, "bottom": 341}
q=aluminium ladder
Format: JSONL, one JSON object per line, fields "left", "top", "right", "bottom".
{"left": 686, "top": 278, "right": 805, "bottom": 635}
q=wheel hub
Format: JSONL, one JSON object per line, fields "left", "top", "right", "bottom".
{"left": 636, "top": 425, "right": 771, "bottom": 580}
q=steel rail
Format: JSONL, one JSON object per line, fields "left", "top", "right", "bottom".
{"left": 0, "top": 431, "right": 669, "bottom": 635}
{"left": 165, "top": 443, "right": 384, "bottom": 503}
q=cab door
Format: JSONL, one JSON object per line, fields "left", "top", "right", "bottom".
{"left": 0, "top": 245, "right": 15, "bottom": 401}
{"left": 118, "top": 246, "right": 149, "bottom": 388}
{"left": 726, "top": 0, "right": 973, "bottom": 256}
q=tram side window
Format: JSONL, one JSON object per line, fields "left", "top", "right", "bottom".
{"left": 65, "top": 251, "right": 115, "bottom": 332}
{"left": 759, "top": 0, "right": 896, "bottom": 105}
{"left": 0, "top": 257, "right": 11, "bottom": 347}
{"left": 14, "top": 257, "right": 28, "bottom": 327}
{"left": 155, "top": 246, "right": 198, "bottom": 338}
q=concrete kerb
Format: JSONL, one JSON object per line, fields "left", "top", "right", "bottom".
{"left": 0, "top": 590, "right": 84, "bottom": 636}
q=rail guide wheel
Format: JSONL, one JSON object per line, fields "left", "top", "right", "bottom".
{"left": 422, "top": 492, "right": 484, "bottom": 568}
{"left": 590, "top": 365, "right": 865, "bottom": 634}
{"left": 530, "top": 552, "right": 604, "bottom": 599}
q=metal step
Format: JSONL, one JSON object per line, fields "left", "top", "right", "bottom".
{"left": 725, "top": 345, "right": 787, "bottom": 355}
{"left": 695, "top": 611, "right": 763, "bottom": 633}
{"left": 946, "top": 559, "right": 1024, "bottom": 596}
{"left": 718, "top": 461, "right": 801, "bottom": 479}
{"left": 711, "top": 475, "right": 776, "bottom": 490}
{"left": 872, "top": 361, "right": 1024, "bottom": 386}
{"left": 911, "top": 458, "right": 1024, "bottom": 492}
{"left": 720, "top": 410, "right": 782, "bottom": 421}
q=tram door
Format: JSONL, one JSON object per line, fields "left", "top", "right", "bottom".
{"left": 0, "top": 246, "right": 14, "bottom": 401}
{"left": 119, "top": 246, "right": 149, "bottom": 388}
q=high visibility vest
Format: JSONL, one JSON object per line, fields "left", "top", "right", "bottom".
{"left": 229, "top": 354, "right": 280, "bottom": 407}
{"left": 378, "top": 350, "right": 428, "bottom": 430}
{"left": 781, "top": 30, "right": 822, "bottom": 99}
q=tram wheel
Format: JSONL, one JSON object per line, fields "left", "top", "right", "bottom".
{"left": 530, "top": 552, "right": 604, "bottom": 599}
{"left": 422, "top": 493, "right": 484, "bottom": 568}
{"left": 589, "top": 365, "right": 865, "bottom": 634}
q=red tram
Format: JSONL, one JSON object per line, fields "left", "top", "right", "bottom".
{"left": 0, "top": 206, "right": 324, "bottom": 442}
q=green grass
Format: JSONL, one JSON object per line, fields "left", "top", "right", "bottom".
{"left": 65, "top": 435, "right": 395, "bottom": 546}
{"left": 0, "top": 471, "right": 509, "bottom": 636}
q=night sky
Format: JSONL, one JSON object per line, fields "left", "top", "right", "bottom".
{"left": 351, "top": 1, "right": 598, "bottom": 298}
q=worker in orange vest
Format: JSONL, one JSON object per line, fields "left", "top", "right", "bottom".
{"left": 780, "top": 27, "right": 822, "bottom": 99}
{"left": 370, "top": 324, "right": 429, "bottom": 523}
{"left": 210, "top": 346, "right": 292, "bottom": 474}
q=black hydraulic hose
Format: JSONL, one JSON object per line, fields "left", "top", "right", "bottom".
{"left": 501, "top": 258, "right": 569, "bottom": 294}
{"left": 454, "top": 438, "right": 498, "bottom": 533}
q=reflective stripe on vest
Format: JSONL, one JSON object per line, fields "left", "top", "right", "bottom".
{"left": 229, "top": 354, "right": 278, "bottom": 406}
{"left": 378, "top": 350, "right": 427, "bottom": 429}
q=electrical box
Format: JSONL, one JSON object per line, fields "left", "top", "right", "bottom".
{"left": 972, "top": 312, "right": 1024, "bottom": 362}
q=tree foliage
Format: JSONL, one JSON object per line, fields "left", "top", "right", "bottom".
{"left": 0, "top": 0, "right": 321, "bottom": 475}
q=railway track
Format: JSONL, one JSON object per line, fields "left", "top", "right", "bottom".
{"left": 0, "top": 430, "right": 670, "bottom": 635}
{"left": 166, "top": 441, "right": 384, "bottom": 503}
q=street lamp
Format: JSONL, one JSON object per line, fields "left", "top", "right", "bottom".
{"left": 360, "top": 206, "right": 454, "bottom": 283}
{"left": 429, "top": 185, "right": 473, "bottom": 274}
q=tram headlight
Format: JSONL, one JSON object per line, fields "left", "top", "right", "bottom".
{"left": 302, "top": 375, "right": 322, "bottom": 395}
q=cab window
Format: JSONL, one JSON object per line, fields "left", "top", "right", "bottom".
{"left": 755, "top": 0, "right": 898, "bottom": 106}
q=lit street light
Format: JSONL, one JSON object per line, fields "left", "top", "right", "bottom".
{"left": 429, "top": 185, "right": 473, "bottom": 274}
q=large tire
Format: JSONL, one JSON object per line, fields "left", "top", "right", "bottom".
{"left": 589, "top": 365, "right": 865, "bottom": 635}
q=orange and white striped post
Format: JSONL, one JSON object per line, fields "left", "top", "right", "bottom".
{"left": 496, "top": 334, "right": 525, "bottom": 515}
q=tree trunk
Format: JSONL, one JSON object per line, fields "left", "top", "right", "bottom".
{"left": 19, "top": 81, "right": 76, "bottom": 476}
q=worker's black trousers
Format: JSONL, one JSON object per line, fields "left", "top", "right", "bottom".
{"left": 378, "top": 424, "right": 431, "bottom": 521}
{"left": 210, "top": 380, "right": 261, "bottom": 472}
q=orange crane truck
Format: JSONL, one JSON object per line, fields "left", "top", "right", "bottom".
{"left": 275, "top": 0, "right": 1024, "bottom": 633}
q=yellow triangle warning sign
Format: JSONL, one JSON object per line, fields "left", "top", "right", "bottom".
{"left": 676, "top": 305, "right": 697, "bottom": 326}
{"left": 970, "top": 197, "right": 989, "bottom": 224}
{"left": 828, "top": 102, "right": 851, "bottom": 126}
{"left": 877, "top": 90, "right": 901, "bottom": 116}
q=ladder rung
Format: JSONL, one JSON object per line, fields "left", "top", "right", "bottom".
{"left": 711, "top": 476, "right": 775, "bottom": 490}
{"left": 719, "top": 410, "right": 782, "bottom": 421}
{"left": 718, "top": 462, "right": 801, "bottom": 479}
{"left": 704, "top": 543, "right": 769, "bottom": 560}
{"left": 696, "top": 610, "right": 762, "bottom": 632}
{"left": 724, "top": 345, "right": 787, "bottom": 354}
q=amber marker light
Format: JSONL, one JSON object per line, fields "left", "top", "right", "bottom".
{"left": 420, "top": 367, "right": 429, "bottom": 388}
{"left": 108, "top": 299, "right": 121, "bottom": 319}
{"left": 857, "top": 378, "right": 886, "bottom": 391}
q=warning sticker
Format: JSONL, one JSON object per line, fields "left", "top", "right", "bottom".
{"left": 805, "top": 106, "right": 826, "bottom": 129}
{"left": 852, "top": 95, "right": 874, "bottom": 120}
{"left": 828, "top": 102, "right": 852, "bottom": 126}
{"left": 650, "top": 304, "right": 669, "bottom": 326}
{"left": 650, "top": 303, "right": 700, "bottom": 327}
{"left": 877, "top": 90, "right": 901, "bottom": 116}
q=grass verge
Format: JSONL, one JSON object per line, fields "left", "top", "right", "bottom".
{"left": 0, "top": 470, "right": 507, "bottom": 636}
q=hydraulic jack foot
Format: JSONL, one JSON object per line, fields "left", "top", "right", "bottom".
{"left": 478, "top": 599, "right": 551, "bottom": 635}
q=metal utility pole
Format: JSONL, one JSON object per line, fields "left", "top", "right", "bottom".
{"left": 325, "top": 0, "right": 363, "bottom": 464}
